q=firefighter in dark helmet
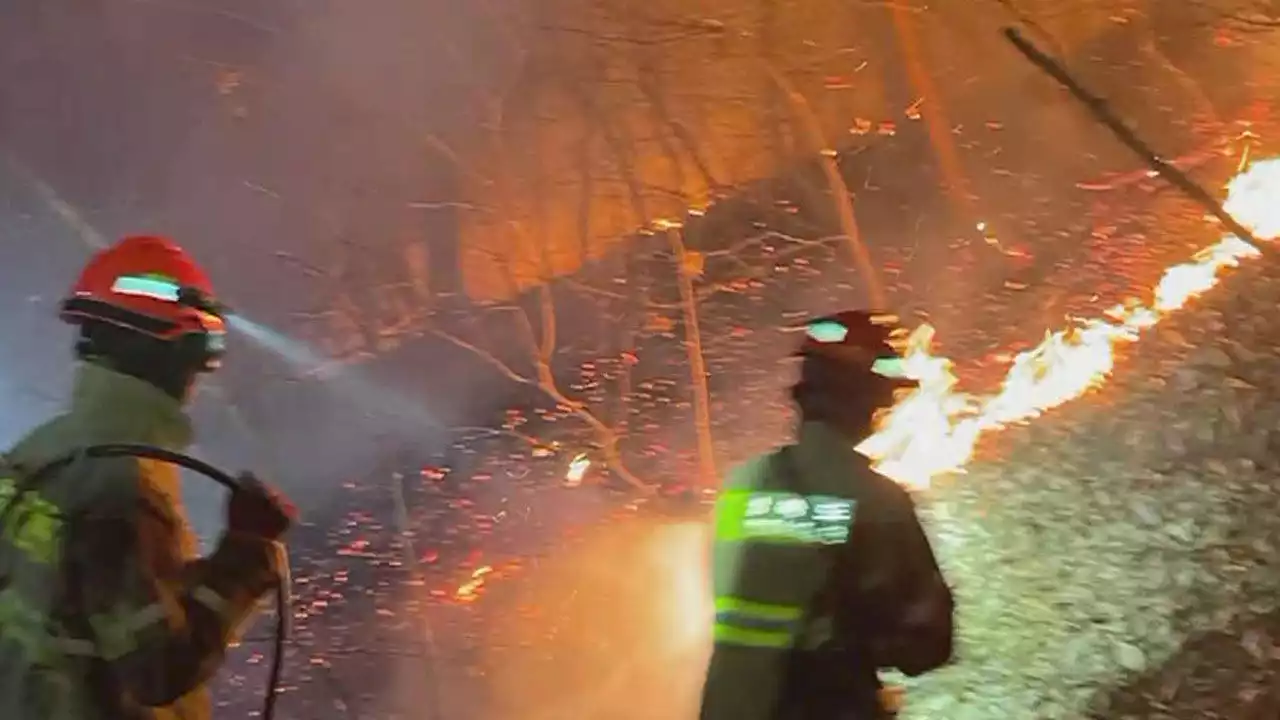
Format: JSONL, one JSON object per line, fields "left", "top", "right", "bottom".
{"left": 699, "top": 310, "right": 955, "bottom": 720}
{"left": 0, "top": 235, "right": 296, "bottom": 719}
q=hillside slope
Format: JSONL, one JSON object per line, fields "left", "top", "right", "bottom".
{"left": 907, "top": 254, "right": 1280, "bottom": 719}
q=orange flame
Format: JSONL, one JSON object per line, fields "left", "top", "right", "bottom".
{"left": 859, "top": 158, "right": 1280, "bottom": 489}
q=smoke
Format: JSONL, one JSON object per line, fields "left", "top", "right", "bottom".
{"left": 0, "top": 3, "right": 620, "bottom": 715}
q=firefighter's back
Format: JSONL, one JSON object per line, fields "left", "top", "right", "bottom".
{"left": 702, "top": 422, "right": 874, "bottom": 720}
{"left": 0, "top": 414, "right": 106, "bottom": 719}
{"left": 0, "top": 400, "right": 205, "bottom": 720}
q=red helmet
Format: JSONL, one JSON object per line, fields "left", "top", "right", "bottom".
{"left": 60, "top": 235, "right": 227, "bottom": 356}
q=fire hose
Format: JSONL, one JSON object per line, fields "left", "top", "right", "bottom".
{"left": 0, "top": 443, "right": 289, "bottom": 720}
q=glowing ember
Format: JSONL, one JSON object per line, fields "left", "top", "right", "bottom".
{"left": 455, "top": 564, "right": 494, "bottom": 602}
{"left": 565, "top": 453, "right": 591, "bottom": 486}
{"left": 859, "top": 158, "right": 1280, "bottom": 490}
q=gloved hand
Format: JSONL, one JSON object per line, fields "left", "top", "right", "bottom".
{"left": 226, "top": 472, "right": 296, "bottom": 540}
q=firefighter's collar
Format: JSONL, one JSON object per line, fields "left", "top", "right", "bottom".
{"left": 71, "top": 363, "right": 194, "bottom": 449}
{"left": 795, "top": 421, "right": 871, "bottom": 474}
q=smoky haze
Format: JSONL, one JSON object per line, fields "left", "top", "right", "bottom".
{"left": 6, "top": 2, "right": 1277, "bottom": 718}
{"left": 0, "top": 0, "right": 523, "bottom": 488}
{"left": 0, "top": 4, "right": 584, "bottom": 714}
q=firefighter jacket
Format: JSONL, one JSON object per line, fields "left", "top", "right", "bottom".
{"left": 699, "top": 421, "right": 953, "bottom": 720}
{"left": 0, "top": 362, "right": 283, "bottom": 719}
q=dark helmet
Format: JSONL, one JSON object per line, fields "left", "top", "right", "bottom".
{"left": 791, "top": 310, "right": 918, "bottom": 425}
{"left": 795, "top": 310, "right": 919, "bottom": 389}
{"left": 60, "top": 235, "right": 229, "bottom": 372}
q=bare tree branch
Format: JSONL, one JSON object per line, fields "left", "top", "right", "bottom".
{"left": 446, "top": 425, "right": 555, "bottom": 451}
{"left": 1189, "top": 0, "right": 1280, "bottom": 28}
{"left": 430, "top": 327, "right": 534, "bottom": 387}
{"left": 695, "top": 233, "right": 844, "bottom": 302}
{"left": 761, "top": 60, "right": 885, "bottom": 307}
{"left": 421, "top": 129, "right": 654, "bottom": 492}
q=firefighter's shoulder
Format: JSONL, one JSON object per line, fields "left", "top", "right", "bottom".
{"left": 860, "top": 463, "right": 921, "bottom": 521}
{"left": 720, "top": 451, "right": 778, "bottom": 490}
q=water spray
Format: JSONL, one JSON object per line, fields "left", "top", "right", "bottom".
{"left": 226, "top": 313, "right": 449, "bottom": 719}
{"left": 225, "top": 313, "right": 447, "bottom": 436}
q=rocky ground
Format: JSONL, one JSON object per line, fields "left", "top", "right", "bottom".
{"left": 901, "top": 254, "right": 1280, "bottom": 719}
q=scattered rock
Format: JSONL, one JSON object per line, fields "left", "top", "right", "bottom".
{"left": 1194, "top": 347, "right": 1233, "bottom": 369}
{"left": 903, "top": 258, "right": 1280, "bottom": 718}
{"left": 1115, "top": 641, "right": 1147, "bottom": 672}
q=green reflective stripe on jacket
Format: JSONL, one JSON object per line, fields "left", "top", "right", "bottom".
{"left": 702, "top": 426, "right": 877, "bottom": 720}
{"left": 714, "top": 596, "right": 803, "bottom": 621}
{"left": 0, "top": 477, "right": 63, "bottom": 565}
{"left": 716, "top": 488, "right": 856, "bottom": 545}
{"left": 0, "top": 467, "right": 77, "bottom": 665}
{"left": 714, "top": 595, "right": 804, "bottom": 649}
{"left": 713, "top": 623, "right": 794, "bottom": 648}
{"left": 711, "top": 482, "right": 850, "bottom": 652}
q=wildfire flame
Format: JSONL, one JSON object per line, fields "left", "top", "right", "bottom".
{"left": 453, "top": 159, "right": 1278, "bottom": 600}
{"left": 859, "top": 158, "right": 1280, "bottom": 490}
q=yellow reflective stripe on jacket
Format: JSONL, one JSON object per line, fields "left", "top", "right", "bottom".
{"left": 714, "top": 595, "right": 804, "bottom": 649}
{"left": 714, "top": 596, "right": 803, "bottom": 622}
{"left": 713, "top": 623, "right": 794, "bottom": 648}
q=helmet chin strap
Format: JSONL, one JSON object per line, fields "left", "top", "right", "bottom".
{"left": 81, "top": 356, "right": 197, "bottom": 402}
{"left": 77, "top": 325, "right": 209, "bottom": 402}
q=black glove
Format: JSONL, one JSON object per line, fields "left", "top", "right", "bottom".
{"left": 226, "top": 472, "right": 296, "bottom": 540}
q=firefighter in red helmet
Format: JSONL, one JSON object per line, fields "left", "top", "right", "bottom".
{"left": 0, "top": 235, "right": 295, "bottom": 719}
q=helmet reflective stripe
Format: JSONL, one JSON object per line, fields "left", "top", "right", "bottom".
{"left": 0, "top": 474, "right": 86, "bottom": 718}
{"left": 871, "top": 356, "right": 910, "bottom": 379}
{"left": 109, "top": 275, "right": 183, "bottom": 303}
{"left": 805, "top": 319, "right": 850, "bottom": 343}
